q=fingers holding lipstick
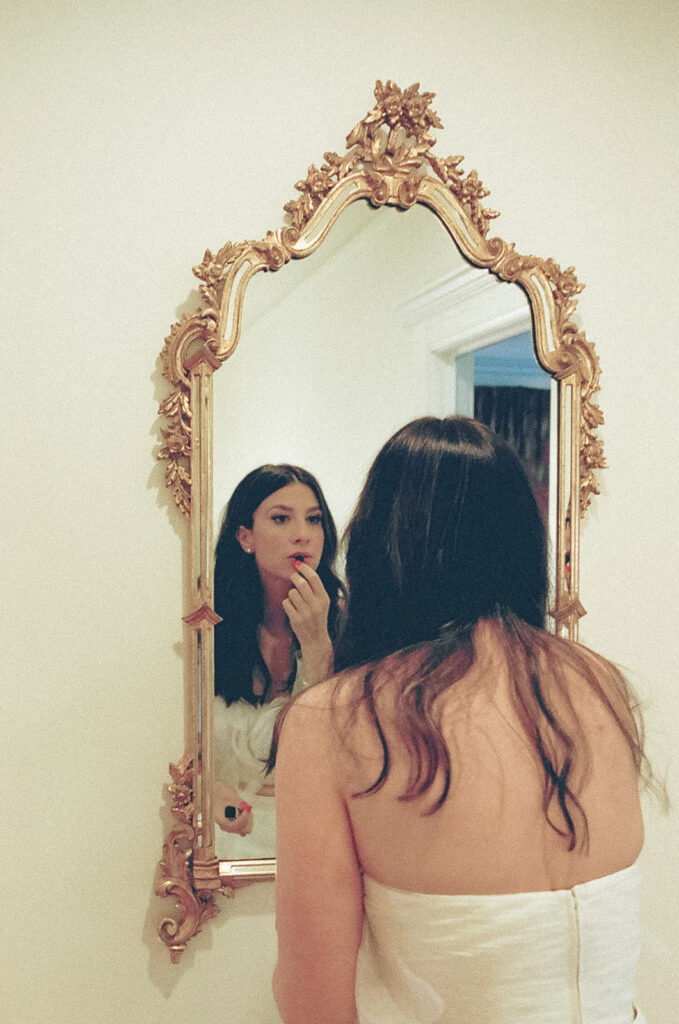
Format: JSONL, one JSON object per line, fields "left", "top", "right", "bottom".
{"left": 286, "top": 568, "right": 318, "bottom": 610}
{"left": 285, "top": 563, "right": 330, "bottom": 621}
{"left": 291, "top": 558, "right": 325, "bottom": 591}
{"left": 282, "top": 586, "right": 328, "bottom": 637}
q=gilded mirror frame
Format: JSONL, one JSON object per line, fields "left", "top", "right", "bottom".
{"left": 155, "top": 81, "right": 605, "bottom": 962}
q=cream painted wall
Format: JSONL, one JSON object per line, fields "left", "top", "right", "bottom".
{"left": 2, "top": 2, "right": 677, "bottom": 1021}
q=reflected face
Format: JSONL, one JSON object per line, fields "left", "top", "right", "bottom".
{"left": 237, "top": 482, "right": 325, "bottom": 584}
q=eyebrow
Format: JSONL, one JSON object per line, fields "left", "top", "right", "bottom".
{"left": 266, "top": 504, "right": 322, "bottom": 513}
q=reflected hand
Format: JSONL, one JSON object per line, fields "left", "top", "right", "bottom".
{"left": 213, "top": 780, "right": 254, "bottom": 836}
{"left": 282, "top": 560, "right": 333, "bottom": 683}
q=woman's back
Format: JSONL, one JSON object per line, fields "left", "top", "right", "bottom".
{"left": 336, "top": 622, "right": 645, "bottom": 1023}
{"left": 337, "top": 621, "right": 643, "bottom": 897}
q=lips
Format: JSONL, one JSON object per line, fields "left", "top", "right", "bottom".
{"left": 290, "top": 553, "right": 311, "bottom": 563}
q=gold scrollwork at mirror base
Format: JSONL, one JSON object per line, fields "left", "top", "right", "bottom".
{"left": 156, "top": 753, "right": 231, "bottom": 963}
{"left": 155, "top": 80, "right": 606, "bottom": 960}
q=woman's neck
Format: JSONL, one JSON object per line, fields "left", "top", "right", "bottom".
{"left": 257, "top": 588, "right": 296, "bottom": 699}
{"left": 260, "top": 573, "right": 291, "bottom": 634}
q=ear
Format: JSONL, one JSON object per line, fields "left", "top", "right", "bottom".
{"left": 236, "top": 526, "right": 254, "bottom": 554}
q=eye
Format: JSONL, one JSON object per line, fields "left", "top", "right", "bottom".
{"left": 308, "top": 514, "right": 323, "bottom": 526}
{"left": 271, "top": 514, "right": 289, "bottom": 524}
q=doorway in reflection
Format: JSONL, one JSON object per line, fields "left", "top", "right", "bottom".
{"left": 455, "top": 333, "right": 552, "bottom": 523}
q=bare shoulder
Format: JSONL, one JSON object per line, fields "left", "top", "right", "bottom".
{"left": 553, "top": 637, "right": 636, "bottom": 717}
{"left": 289, "top": 668, "right": 363, "bottom": 716}
{"left": 278, "top": 671, "right": 363, "bottom": 764}
{"left": 541, "top": 638, "right": 642, "bottom": 785}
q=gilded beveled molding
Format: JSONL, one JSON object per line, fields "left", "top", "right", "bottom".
{"left": 157, "top": 79, "right": 607, "bottom": 960}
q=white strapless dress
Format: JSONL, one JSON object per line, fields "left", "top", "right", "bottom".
{"left": 355, "top": 863, "right": 645, "bottom": 1024}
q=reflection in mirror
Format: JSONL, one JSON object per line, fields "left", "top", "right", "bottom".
{"left": 211, "top": 201, "right": 551, "bottom": 862}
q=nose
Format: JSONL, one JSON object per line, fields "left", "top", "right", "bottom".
{"left": 291, "top": 515, "right": 311, "bottom": 543}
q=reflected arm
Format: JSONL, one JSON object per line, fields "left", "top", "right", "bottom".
{"left": 273, "top": 684, "right": 362, "bottom": 1024}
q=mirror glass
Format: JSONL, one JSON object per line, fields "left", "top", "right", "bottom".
{"left": 210, "top": 199, "right": 552, "bottom": 862}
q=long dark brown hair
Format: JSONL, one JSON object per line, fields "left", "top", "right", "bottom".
{"left": 270, "top": 417, "right": 655, "bottom": 851}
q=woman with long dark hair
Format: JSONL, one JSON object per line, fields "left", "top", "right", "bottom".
{"left": 272, "top": 417, "right": 656, "bottom": 1024}
{"left": 212, "top": 464, "right": 343, "bottom": 858}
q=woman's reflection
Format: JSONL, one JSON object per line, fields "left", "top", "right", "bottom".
{"left": 212, "top": 464, "right": 344, "bottom": 858}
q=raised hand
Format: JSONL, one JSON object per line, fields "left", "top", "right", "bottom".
{"left": 283, "top": 560, "right": 334, "bottom": 684}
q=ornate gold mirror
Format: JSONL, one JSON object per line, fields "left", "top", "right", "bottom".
{"left": 155, "top": 81, "right": 605, "bottom": 961}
